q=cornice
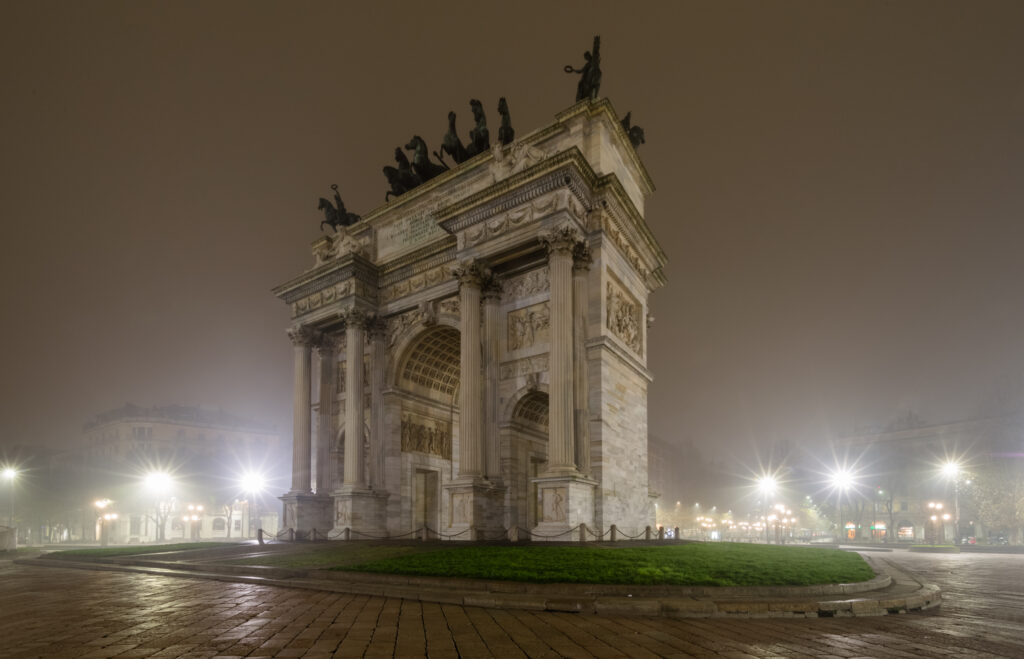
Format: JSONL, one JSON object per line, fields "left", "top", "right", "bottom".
{"left": 438, "top": 148, "right": 596, "bottom": 234}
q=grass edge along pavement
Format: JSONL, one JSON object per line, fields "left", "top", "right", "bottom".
{"left": 47, "top": 542, "right": 237, "bottom": 559}
{"left": 236, "top": 542, "right": 874, "bottom": 587}
{"left": 21, "top": 543, "right": 943, "bottom": 618}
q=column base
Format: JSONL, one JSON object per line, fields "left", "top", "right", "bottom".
{"left": 332, "top": 489, "right": 389, "bottom": 538}
{"left": 443, "top": 477, "right": 507, "bottom": 541}
{"left": 279, "top": 493, "right": 333, "bottom": 539}
{"left": 531, "top": 474, "right": 597, "bottom": 542}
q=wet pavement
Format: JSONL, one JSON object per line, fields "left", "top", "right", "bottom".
{"left": 2, "top": 549, "right": 1023, "bottom": 658}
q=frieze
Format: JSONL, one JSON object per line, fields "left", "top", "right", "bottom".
{"left": 601, "top": 213, "right": 648, "bottom": 280}
{"left": 606, "top": 279, "right": 643, "bottom": 356}
{"left": 508, "top": 301, "right": 550, "bottom": 351}
{"left": 502, "top": 267, "right": 549, "bottom": 301}
{"left": 379, "top": 263, "right": 451, "bottom": 304}
{"left": 400, "top": 411, "right": 452, "bottom": 460}
{"left": 499, "top": 354, "right": 549, "bottom": 380}
{"left": 489, "top": 140, "right": 550, "bottom": 183}
{"left": 463, "top": 189, "right": 585, "bottom": 248}
{"left": 292, "top": 281, "right": 353, "bottom": 317}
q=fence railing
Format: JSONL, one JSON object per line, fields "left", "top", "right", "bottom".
{"left": 257, "top": 524, "right": 687, "bottom": 544}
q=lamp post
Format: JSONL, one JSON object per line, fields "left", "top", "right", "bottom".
{"left": 927, "top": 501, "right": 945, "bottom": 543}
{"left": 240, "top": 472, "right": 267, "bottom": 539}
{"left": 143, "top": 471, "right": 173, "bottom": 542}
{"left": 829, "top": 468, "right": 856, "bottom": 543}
{"left": 2, "top": 467, "right": 17, "bottom": 529}
{"left": 941, "top": 462, "right": 962, "bottom": 544}
{"left": 757, "top": 476, "right": 777, "bottom": 544}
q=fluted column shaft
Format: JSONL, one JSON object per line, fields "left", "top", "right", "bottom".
{"left": 483, "top": 281, "right": 502, "bottom": 480}
{"left": 456, "top": 263, "right": 485, "bottom": 477}
{"left": 369, "top": 319, "right": 386, "bottom": 490}
{"left": 343, "top": 311, "right": 366, "bottom": 488}
{"left": 314, "top": 338, "right": 335, "bottom": 493}
{"left": 288, "top": 328, "right": 313, "bottom": 493}
{"left": 544, "top": 230, "right": 578, "bottom": 473}
{"left": 573, "top": 244, "right": 591, "bottom": 474}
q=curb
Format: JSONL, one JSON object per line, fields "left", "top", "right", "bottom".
{"left": 14, "top": 554, "right": 940, "bottom": 619}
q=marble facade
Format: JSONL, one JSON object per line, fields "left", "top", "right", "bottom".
{"left": 273, "top": 99, "right": 667, "bottom": 540}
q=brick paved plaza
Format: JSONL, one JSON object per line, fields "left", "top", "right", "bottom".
{"left": 2, "top": 550, "right": 1022, "bottom": 658}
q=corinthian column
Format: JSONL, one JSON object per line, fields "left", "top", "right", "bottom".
{"left": 368, "top": 316, "right": 387, "bottom": 490}
{"left": 573, "top": 242, "right": 592, "bottom": 474}
{"left": 287, "top": 326, "right": 314, "bottom": 494}
{"left": 342, "top": 309, "right": 367, "bottom": 490}
{"left": 541, "top": 227, "right": 579, "bottom": 474}
{"left": 482, "top": 277, "right": 502, "bottom": 481}
{"left": 313, "top": 335, "right": 336, "bottom": 494}
{"left": 454, "top": 261, "right": 487, "bottom": 478}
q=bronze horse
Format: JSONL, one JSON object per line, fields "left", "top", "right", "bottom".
{"left": 404, "top": 135, "right": 448, "bottom": 182}
{"left": 497, "top": 97, "right": 514, "bottom": 146}
{"left": 440, "top": 111, "right": 470, "bottom": 164}
{"left": 466, "top": 99, "right": 490, "bottom": 157}
{"left": 318, "top": 184, "right": 360, "bottom": 231}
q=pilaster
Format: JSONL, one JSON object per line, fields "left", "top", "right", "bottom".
{"left": 573, "top": 242, "right": 592, "bottom": 474}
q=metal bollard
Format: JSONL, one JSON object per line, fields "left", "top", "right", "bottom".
{"left": 657, "top": 526, "right": 665, "bottom": 540}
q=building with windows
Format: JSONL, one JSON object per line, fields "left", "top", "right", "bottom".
{"left": 45, "top": 404, "right": 283, "bottom": 544}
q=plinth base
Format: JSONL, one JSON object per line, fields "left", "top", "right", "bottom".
{"left": 279, "top": 493, "right": 333, "bottom": 539}
{"left": 443, "top": 478, "right": 506, "bottom": 541}
{"left": 531, "top": 474, "right": 597, "bottom": 542}
{"left": 332, "top": 488, "right": 389, "bottom": 538}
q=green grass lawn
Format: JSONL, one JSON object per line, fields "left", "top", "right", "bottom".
{"left": 47, "top": 542, "right": 237, "bottom": 559}
{"left": 235, "top": 542, "right": 873, "bottom": 586}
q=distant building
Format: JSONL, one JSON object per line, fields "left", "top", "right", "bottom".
{"left": 44, "top": 404, "right": 284, "bottom": 544}
{"left": 837, "top": 413, "right": 1023, "bottom": 543}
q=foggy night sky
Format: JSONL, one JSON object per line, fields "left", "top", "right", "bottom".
{"left": 2, "top": 1, "right": 1023, "bottom": 471}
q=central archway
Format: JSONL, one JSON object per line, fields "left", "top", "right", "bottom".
{"left": 392, "top": 325, "right": 461, "bottom": 535}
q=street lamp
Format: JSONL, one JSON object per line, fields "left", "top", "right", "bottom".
{"left": 941, "top": 461, "right": 962, "bottom": 544}
{"left": 143, "top": 471, "right": 174, "bottom": 542}
{"left": 239, "top": 471, "right": 267, "bottom": 539}
{"left": 2, "top": 467, "right": 17, "bottom": 529}
{"left": 757, "top": 475, "right": 777, "bottom": 544}
{"left": 829, "top": 467, "right": 856, "bottom": 543}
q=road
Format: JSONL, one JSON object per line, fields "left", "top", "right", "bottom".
{"left": 1, "top": 550, "right": 1022, "bottom": 658}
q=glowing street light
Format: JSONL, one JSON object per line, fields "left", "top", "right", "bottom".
{"left": 756, "top": 475, "right": 778, "bottom": 543}
{"left": 239, "top": 471, "right": 267, "bottom": 539}
{"left": 940, "top": 461, "right": 964, "bottom": 544}
{"left": 829, "top": 467, "right": 858, "bottom": 543}
{"left": 2, "top": 467, "right": 18, "bottom": 529}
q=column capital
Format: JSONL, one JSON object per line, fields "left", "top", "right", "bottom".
{"left": 367, "top": 314, "right": 387, "bottom": 340}
{"left": 572, "top": 242, "right": 592, "bottom": 271}
{"left": 312, "top": 333, "right": 339, "bottom": 357}
{"left": 540, "top": 226, "right": 582, "bottom": 256}
{"left": 339, "top": 307, "right": 367, "bottom": 330}
{"left": 452, "top": 259, "right": 491, "bottom": 288}
{"left": 287, "top": 326, "right": 316, "bottom": 347}
{"left": 481, "top": 274, "right": 502, "bottom": 302}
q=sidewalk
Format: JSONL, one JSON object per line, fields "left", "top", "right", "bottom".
{"left": 16, "top": 545, "right": 940, "bottom": 619}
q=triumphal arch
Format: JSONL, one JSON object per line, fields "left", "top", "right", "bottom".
{"left": 274, "top": 98, "right": 666, "bottom": 540}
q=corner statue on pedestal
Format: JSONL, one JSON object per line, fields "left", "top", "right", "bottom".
{"left": 318, "top": 184, "right": 360, "bottom": 232}
{"left": 565, "top": 35, "right": 602, "bottom": 102}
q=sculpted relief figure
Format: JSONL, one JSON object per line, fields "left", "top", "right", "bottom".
{"left": 606, "top": 282, "right": 642, "bottom": 354}
{"left": 508, "top": 302, "right": 550, "bottom": 351}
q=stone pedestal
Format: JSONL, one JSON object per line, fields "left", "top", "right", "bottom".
{"left": 444, "top": 478, "right": 506, "bottom": 540}
{"left": 531, "top": 474, "right": 597, "bottom": 541}
{"left": 332, "top": 489, "right": 388, "bottom": 537}
{"left": 279, "top": 493, "right": 333, "bottom": 538}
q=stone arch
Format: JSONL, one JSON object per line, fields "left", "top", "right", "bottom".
{"left": 503, "top": 383, "right": 550, "bottom": 428}
{"left": 386, "top": 314, "right": 459, "bottom": 390}
{"left": 395, "top": 325, "right": 462, "bottom": 404}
